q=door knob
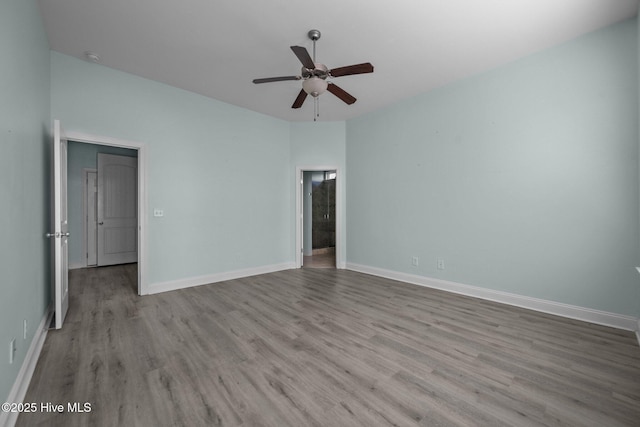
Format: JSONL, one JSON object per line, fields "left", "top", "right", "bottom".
{"left": 98, "top": 222, "right": 104, "bottom": 225}
{"left": 45, "top": 232, "right": 69, "bottom": 238}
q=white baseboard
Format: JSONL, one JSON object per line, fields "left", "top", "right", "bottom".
{"left": 346, "top": 263, "right": 639, "bottom": 332}
{"left": 68, "top": 262, "right": 85, "bottom": 270}
{"left": 0, "top": 307, "right": 52, "bottom": 427}
{"left": 146, "top": 262, "right": 296, "bottom": 295}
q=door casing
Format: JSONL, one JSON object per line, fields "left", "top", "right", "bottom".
{"left": 83, "top": 168, "right": 98, "bottom": 267}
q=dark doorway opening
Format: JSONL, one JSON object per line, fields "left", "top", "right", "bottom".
{"left": 303, "top": 170, "right": 336, "bottom": 268}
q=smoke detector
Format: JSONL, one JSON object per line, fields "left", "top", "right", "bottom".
{"left": 84, "top": 51, "right": 100, "bottom": 63}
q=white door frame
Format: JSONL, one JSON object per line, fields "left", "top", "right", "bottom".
{"left": 82, "top": 168, "right": 97, "bottom": 267}
{"left": 64, "top": 129, "right": 148, "bottom": 295}
{"left": 295, "top": 166, "right": 343, "bottom": 268}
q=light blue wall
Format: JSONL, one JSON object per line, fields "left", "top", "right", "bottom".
{"left": 347, "top": 19, "right": 639, "bottom": 316}
{"left": 67, "top": 141, "right": 137, "bottom": 268}
{"left": 290, "top": 121, "right": 346, "bottom": 265}
{"left": 0, "top": 0, "right": 51, "bottom": 403}
{"left": 52, "top": 52, "right": 292, "bottom": 284}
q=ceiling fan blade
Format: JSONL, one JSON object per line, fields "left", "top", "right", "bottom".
{"left": 253, "top": 76, "right": 301, "bottom": 84}
{"left": 290, "top": 46, "right": 315, "bottom": 69}
{"left": 327, "top": 83, "right": 356, "bottom": 105}
{"left": 329, "top": 62, "right": 374, "bottom": 78}
{"left": 292, "top": 89, "right": 308, "bottom": 109}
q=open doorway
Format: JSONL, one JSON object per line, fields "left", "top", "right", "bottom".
{"left": 70, "top": 143, "right": 138, "bottom": 270}
{"left": 50, "top": 123, "right": 147, "bottom": 330}
{"left": 303, "top": 170, "right": 336, "bottom": 268}
{"left": 63, "top": 129, "right": 147, "bottom": 295}
{"left": 295, "top": 166, "right": 342, "bottom": 269}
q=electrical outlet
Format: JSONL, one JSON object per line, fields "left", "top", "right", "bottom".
{"left": 412, "top": 256, "right": 419, "bottom": 266}
{"left": 153, "top": 209, "right": 164, "bottom": 217}
{"left": 9, "top": 339, "right": 16, "bottom": 364}
{"left": 23, "top": 319, "right": 28, "bottom": 340}
{"left": 437, "top": 259, "right": 445, "bottom": 270}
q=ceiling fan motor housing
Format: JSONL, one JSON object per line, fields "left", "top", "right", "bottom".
{"left": 301, "top": 63, "right": 328, "bottom": 78}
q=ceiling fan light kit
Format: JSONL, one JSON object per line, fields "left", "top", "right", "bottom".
{"left": 252, "top": 29, "right": 374, "bottom": 120}
{"left": 302, "top": 77, "right": 328, "bottom": 97}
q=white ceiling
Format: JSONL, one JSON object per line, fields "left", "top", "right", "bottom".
{"left": 38, "top": 0, "right": 638, "bottom": 122}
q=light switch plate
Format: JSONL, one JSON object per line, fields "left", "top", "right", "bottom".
{"left": 9, "top": 338, "right": 16, "bottom": 364}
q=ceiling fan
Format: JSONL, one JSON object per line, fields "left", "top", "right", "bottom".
{"left": 252, "top": 30, "right": 374, "bottom": 117}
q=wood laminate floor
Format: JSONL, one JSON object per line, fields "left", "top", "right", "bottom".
{"left": 17, "top": 265, "right": 640, "bottom": 427}
{"left": 303, "top": 253, "right": 336, "bottom": 269}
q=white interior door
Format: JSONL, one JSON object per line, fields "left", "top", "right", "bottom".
{"left": 97, "top": 153, "right": 137, "bottom": 266}
{"left": 50, "top": 120, "right": 69, "bottom": 329}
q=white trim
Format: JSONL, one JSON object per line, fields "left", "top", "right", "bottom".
{"left": 295, "top": 166, "right": 344, "bottom": 269}
{"left": 146, "top": 262, "right": 296, "bottom": 295}
{"left": 347, "top": 263, "right": 639, "bottom": 332}
{"left": 0, "top": 307, "right": 52, "bottom": 427}
{"left": 64, "top": 129, "right": 148, "bottom": 295}
{"left": 68, "top": 262, "right": 85, "bottom": 270}
{"left": 82, "top": 168, "right": 97, "bottom": 268}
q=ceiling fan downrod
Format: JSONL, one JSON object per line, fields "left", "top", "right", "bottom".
{"left": 308, "top": 29, "right": 322, "bottom": 121}
{"left": 308, "top": 29, "right": 321, "bottom": 62}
